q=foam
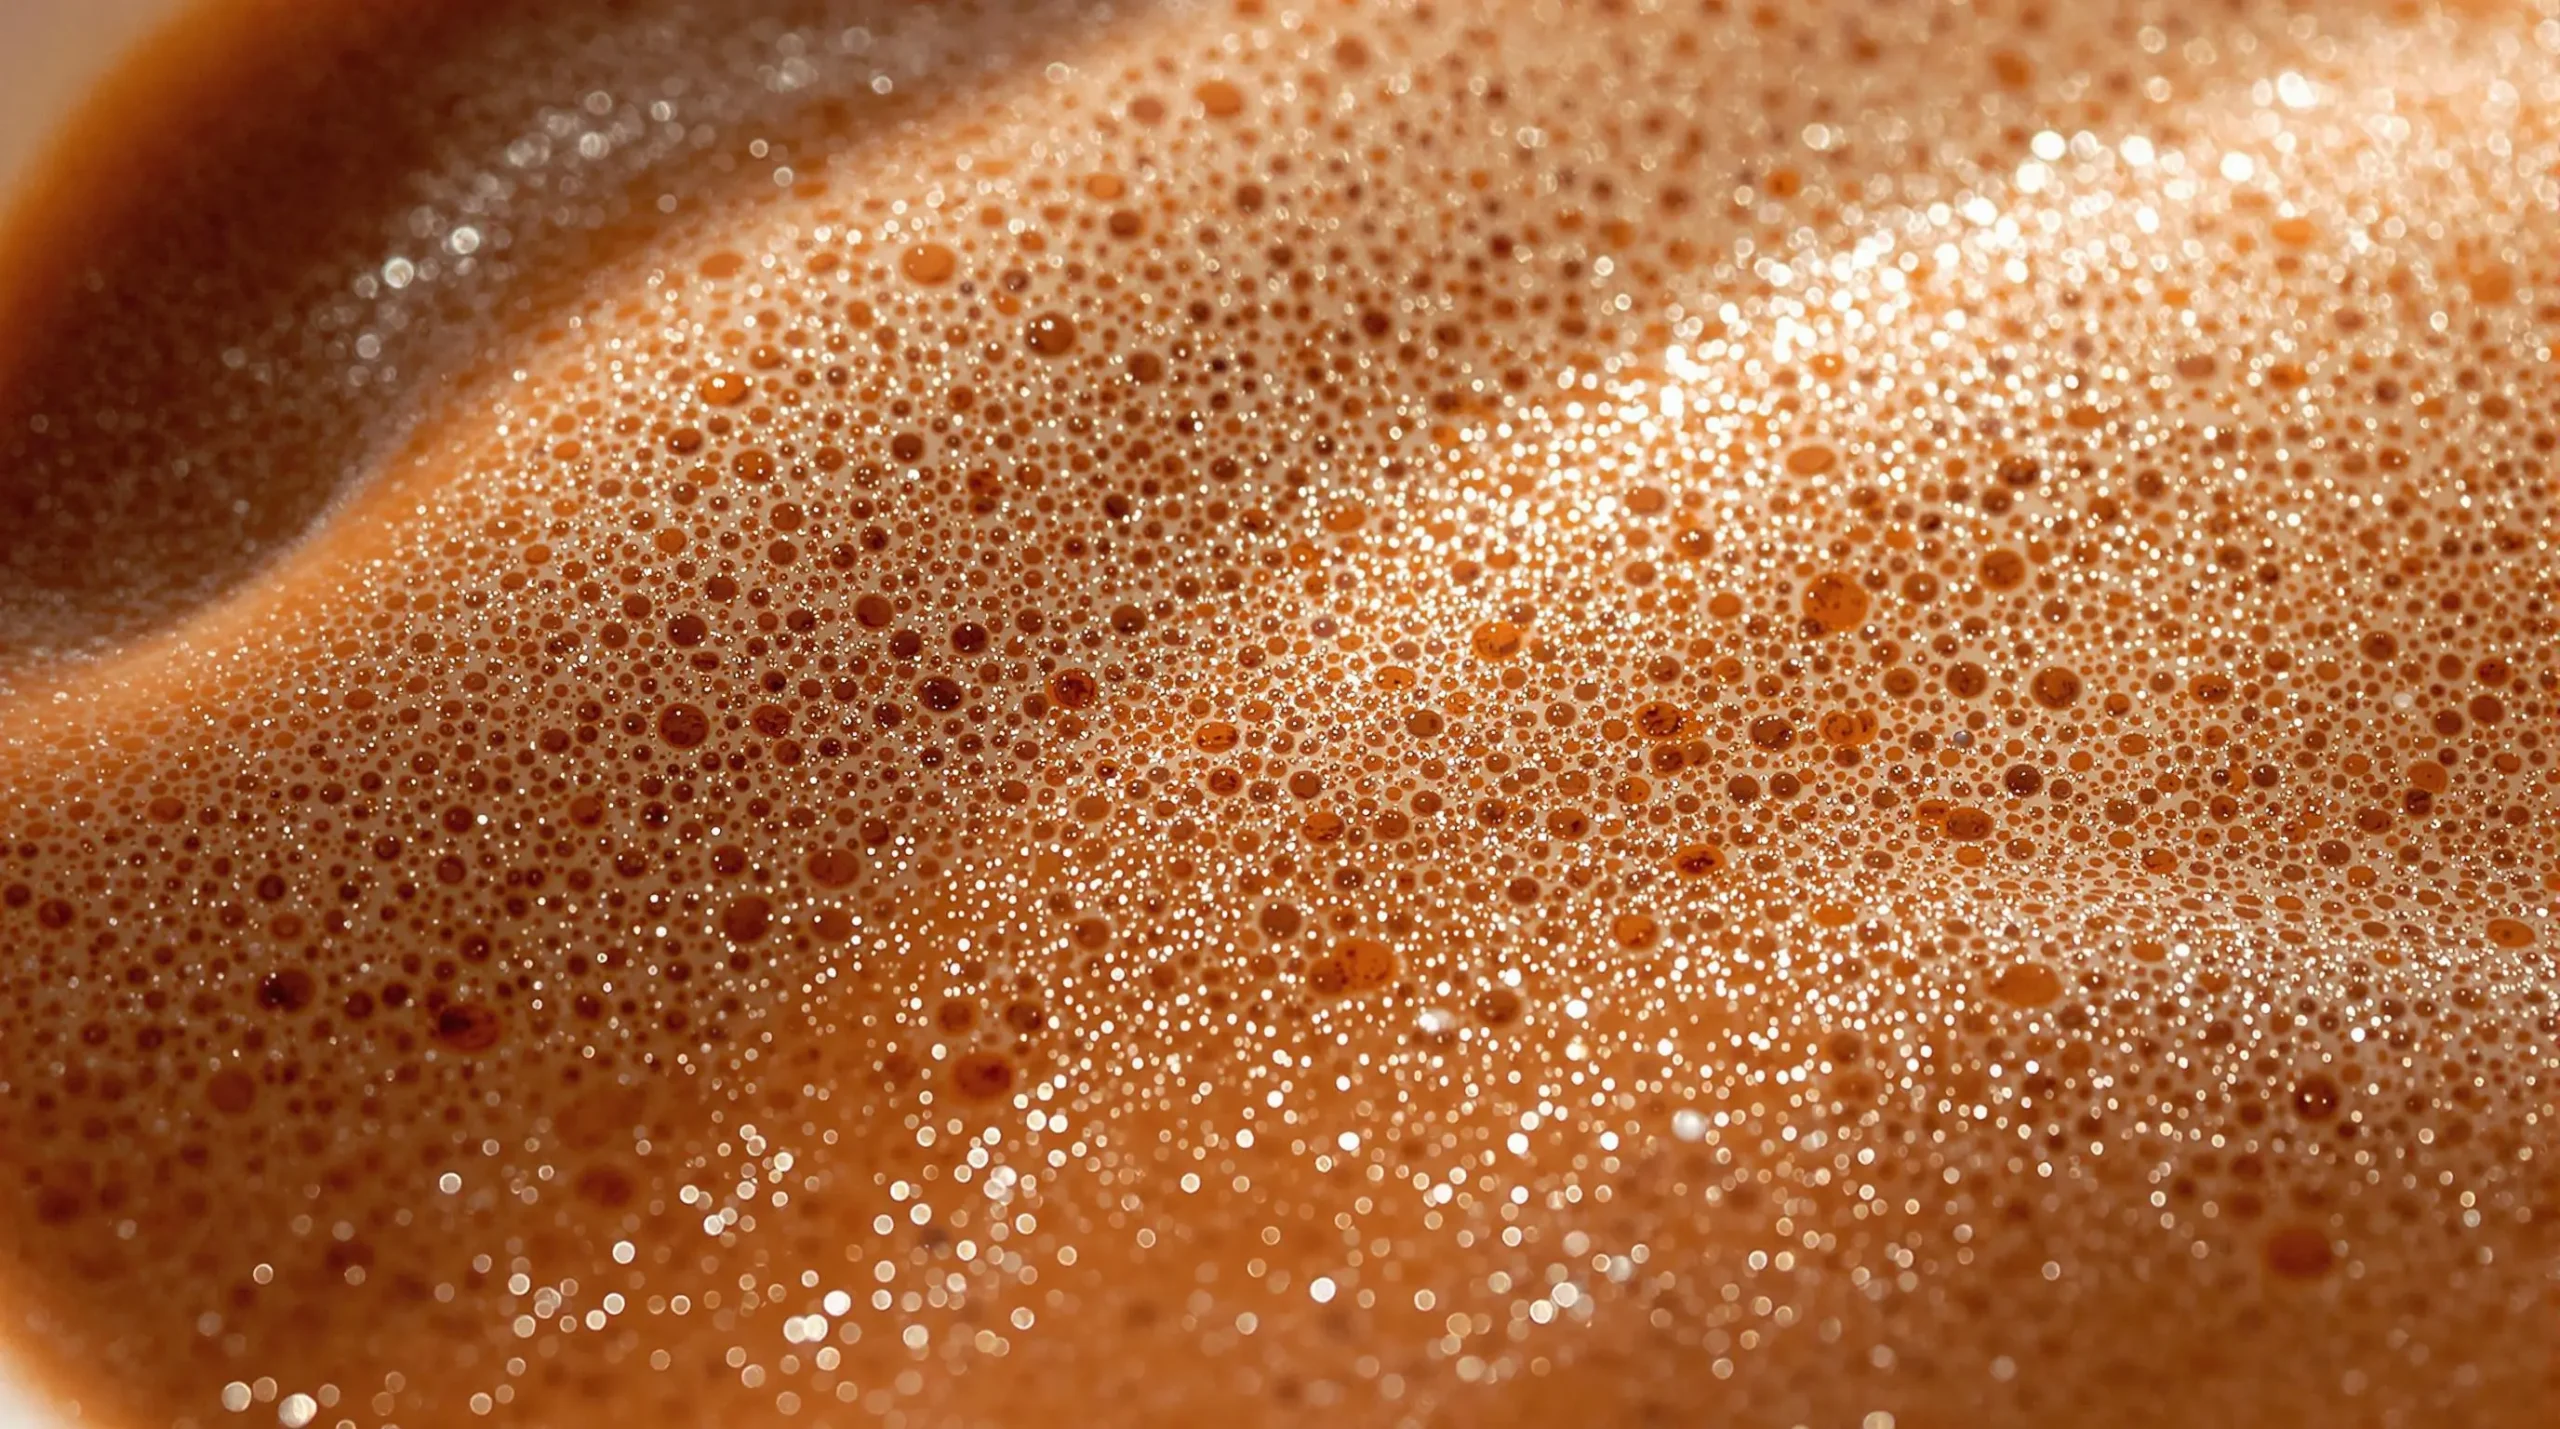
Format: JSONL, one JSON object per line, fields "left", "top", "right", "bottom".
{"left": 0, "top": 0, "right": 2555, "bottom": 1424}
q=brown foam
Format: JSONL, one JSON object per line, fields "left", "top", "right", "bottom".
{"left": 0, "top": 0, "right": 2557, "bottom": 1426}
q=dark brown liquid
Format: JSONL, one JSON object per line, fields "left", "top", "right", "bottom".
{"left": 1, "top": 1, "right": 2556, "bottom": 1425}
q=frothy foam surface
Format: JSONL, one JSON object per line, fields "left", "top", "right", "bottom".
{"left": 1, "top": 1, "right": 2556, "bottom": 1424}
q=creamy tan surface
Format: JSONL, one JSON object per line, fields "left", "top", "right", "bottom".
{"left": 1, "top": 0, "right": 2557, "bottom": 1425}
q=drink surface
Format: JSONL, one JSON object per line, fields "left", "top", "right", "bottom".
{"left": 0, "top": 0, "right": 2555, "bottom": 1424}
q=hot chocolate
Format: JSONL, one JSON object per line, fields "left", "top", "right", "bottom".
{"left": 0, "top": 1, "right": 2553, "bottom": 1424}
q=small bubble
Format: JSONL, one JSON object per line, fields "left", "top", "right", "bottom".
{"left": 1987, "top": 963, "right": 2062, "bottom": 1007}
{"left": 255, "top": 969, "right": 316, "bottom": 1012}
{"left": 2029, "top": 667, "right": 2083, "bottom": 709}
{"left": 1195, "top": 79, "right": 1246, "bottom": 118}
{"left": 1978, "top": 549, "right": 2029, "bottom": 592}
{"left": 205, "top": 1069, "right": 257, "bottom": 1116}
{"left": 722, "top": 896, "right": 773, "bottom": 943}
{"left": 805, "top": 847, "right": 861, "bottom": 888}
{"left": 1669, "top": 843, "right": 1728, "bottom": 878}
{"left": 1025, "top": 312, "right": 1078, "bottom": 355}
{"left": 1046, "top": 670, "right": 1098, "bottom": 710}
{"left": 1803, "top": 572, "right": 1869, "bottom": 633}
{"left": 1634, "top": 701, "right": 1690, "bottom": 739}
{"left": 1470, "top": 620, "right": 1524, "bottom": 660}
{"left": 2292, "top": 1075, "right": 2342, "bottom": 1121}
{"left": 658, "top": 703, "right": 711, "bottom": 748}
{"left": 433, "top": 1003, "right": 502, "bottom": 1053}
{"left": 2262, "top": 1226, "right": 2337, "bottom": 1280}
{"left": 951, "top": 1052, "right": 1016, "bottom": 1100}
{"left": 1942, "top": 806, "right": 1994, "bottom": 841}
{"left": 1309, "top": 937, "right": 1400, "bottom": 995}
{"left": 900, "top": 243, "right": 958, "bottom": 285}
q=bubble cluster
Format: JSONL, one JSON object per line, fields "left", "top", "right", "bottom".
{"left": 1, "top": 0, "right": 2557, "bottom": 1425}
